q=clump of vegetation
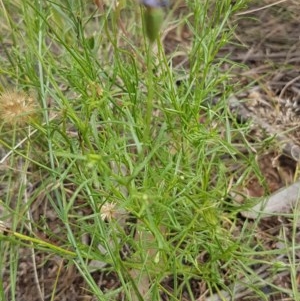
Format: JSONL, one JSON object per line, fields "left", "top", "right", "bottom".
{"left": 0, "top": 1, "right": 298, "bottom": 301}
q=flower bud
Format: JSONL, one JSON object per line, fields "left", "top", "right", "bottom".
{"left": 143, "top": 6, "right": 164, "bottom": 42}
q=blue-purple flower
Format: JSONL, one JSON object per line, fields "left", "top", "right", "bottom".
{"left": 140, "top": 0, "right": 169, "bottom": 8}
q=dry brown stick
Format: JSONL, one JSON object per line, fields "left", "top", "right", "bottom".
{"left": 279, "top": 74, "right": 300, "bottom": 98}
{"left": 236, "top": 0, "right": 289, "bottom": 16}
{"left": 231, "top": 51, "right": 300, "bottom": 61}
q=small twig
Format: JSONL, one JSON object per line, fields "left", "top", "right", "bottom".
{"left": 231, "top": 51, "right": 300, "bottom": 61}
{"left": 236, "top": 0, "right": 289, "bottom": 16}
{"left": 279, "top": 74, "right": 300, "bottom": 98}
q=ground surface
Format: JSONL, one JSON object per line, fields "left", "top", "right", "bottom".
{"left": 1, "top": 1, "right": 300, "bottom": 301}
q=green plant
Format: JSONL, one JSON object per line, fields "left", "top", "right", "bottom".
{"left": 1, "top": 1, "right": 297, "bottom": 301}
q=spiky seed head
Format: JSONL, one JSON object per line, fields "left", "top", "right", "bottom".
{"left": 100, "top": 202, "right": 117, "bottom": 221}
{"left": 0, "top": 90, "right": 39, "bottom": 126}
